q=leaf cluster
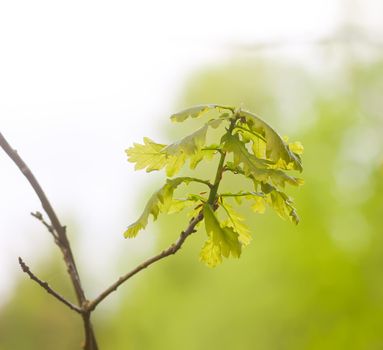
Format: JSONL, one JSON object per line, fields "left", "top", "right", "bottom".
{"left": 125, "top": 105, "right": 304, "bottom": 267}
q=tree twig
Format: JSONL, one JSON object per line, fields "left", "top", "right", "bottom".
{"left": 18, "top": 257, "right": 82, "bottom": 314}
{"left": 87, "top": 212, "right": 204, "bottom": 312}
{"left": 0, "top": 132, "right": 98, "bottom": 350}
{"left": 31, "top": 211, "right": 59, "bottom": 242}
{"left": 0, "top": 133, "right": 85, "bottom": 303}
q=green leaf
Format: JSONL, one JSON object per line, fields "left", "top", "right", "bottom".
{"left": 251, "top": 197, "right": 266, "bottom": 214}
{"left": 162, "top": 119, "right": 226, "bottom": 174}
{"left": 170, "top": 104, "right": 234, "bottom": 123}
{"left": 240, "top": 110, "right": 303, "bottom": 171}
{"left": 220, "top": 200, "right": 252, "bottom": 245}
{"left": 234, "top": 123, "right": 267, "bottom": 158}
{"left": 162, "top": 124, "right": 208, "bottom": 157}
{"left": 223, "top": 134, "right": 303, "bottom": 188}
{"left": 199, "top": 239, "right": 222, "bottom": 268}
{"left": 125, "top": 137, "right": 168, "bottom": 172}
{"left": 164, "top": 153, "right": 187, "bottom": 177}
{"left": 189, "top": 147, "right": 217, "bottom": 169}
{"left": 222, "top": 133, "right": 270, "bottom": 168}
{"left": 124, "top": 177, "right": 207, "bottom": 238}
{"left": 200, "top": 204, "right": 241, "bottom": 267}
{"left": 266, "top": 188, "right": 300, "bottom": 225}
{"left": 288, "top": 141, "right": 304, "bottom": 155}
{"left": 166, "top": 199, "right": 199, "bottom": 214}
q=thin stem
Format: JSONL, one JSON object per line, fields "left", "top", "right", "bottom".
{"left": 201, "top": 147, "right": 222, "bottom": 152}
{"left": 207, "top": 152, "right": 227, "bottom": 204}
{"left": 31, "top": 211, "right": 59, "bottom": 242}
{"left": 87, "top": 212, "right": 203, "bottom": 312}
{"left": 188, "top": 178, "right": 213, "bottom": 189}
{"left": 219, "top": 191, "right": 264, "bottom": 198}
{"left": 207, "top": 118, "right": 238, "bottom": 205}
{"left": 18, "top": 257, "right": 82, "bottom": 314}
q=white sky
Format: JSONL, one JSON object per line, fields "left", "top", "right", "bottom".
{"left": 0, "top": 0, "right": 380, "bottom": 304}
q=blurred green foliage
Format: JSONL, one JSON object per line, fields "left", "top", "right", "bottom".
{"left": 1, "top": 57, "right": 383, "bottom": 349}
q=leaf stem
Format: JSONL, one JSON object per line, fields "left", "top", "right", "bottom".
{"left": 207, "top": 117, "right": 238, "bottom": 205}
{"left": 219, "top": 191, "right": 264, "bottom": 198}
{"left": 233, "top": 125, "right": 266, "bottom": 142}
{"left": 189, "top": 178, "right": 213, "bottom": 189}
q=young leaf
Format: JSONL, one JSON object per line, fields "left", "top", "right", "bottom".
{"left": 163, "top": 153, "right": 186, "bottom": 177}
{"left": 220, "top": 200, "right": 252, "bottom": 245}
{"left": 222, "top": 133, "right": 270, "bottom": 169}
{"left": 126, "top": 137, "right": 168, "bottom": 172}
{"left": 162, "top": 125, "right": 208, "bottom": 156}
{"left": 234, "top": 123, "right": 267, "bottom": 158}
{"left": 265, "top": 188, "right": 300, "bottom": 225}
{"left": 199, "top": 239, "right": 222, "bottom": 268}
{"left": 125, "top": 105, "right": 304, "bottom": 268}
{"left": 170, "top": 104, "right": 234, "bottom": 123}
{"left": 200, "top": 204, "right": 242, "bottom": 267}
{"left": 223, "top": 134, "right": 303, "bottom": 188}
{"left": 124, "top": 177, "right": 208, "bottom": 238}
{"left": 288, "top": 141, "right": 304, "bottom": 155}
{"left": 189, "top": 147, "right": 217, "bottom": 169}
{"left": 165, "top": 198, "right": 199, "bottom": 214}
{"left": 250, "top": 196, "right": 266, "bottom": 214}
{"left": 162, "top": 119, "right": 227, "bottom": 174}
{"left": 240, "top": 110, "right": 303, "bottom": 171}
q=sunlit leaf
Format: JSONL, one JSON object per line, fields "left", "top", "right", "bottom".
{"left": 170, "top": 104, "right": 234, "bottom": 123}
{"left": 223, "top": 134, "right": 303, "bottom": 188}
{"left": 162, "top": 125, "right": 208, "bottom": 156}
{"left": 125, "top": 137, "right": 167, "bottom": 172}
{"left": 189, "top": 147, "right": 217, "bottom": 169}
{"left": 288, "top": 141, "right": 304, "bottom": 155}
{"left": 166, "top": 199, "right": 199, "bottom": 214}
{"left": 200, "top": 204, "right": 241, "bottom": 267}
{"left": 125, "top": 105, "right": 304, "bottom": 267}
{"left": 266, "top": 188, "right": 300, "bottom": 225}
{"left": 250, "top": 197, "right": 266, "bottom": 214}
{"left": 220, "top": 200, "right": 252, "bottom": 245}
{"left": 124, "top": 177, "right": 207, "bottom": 238}
{"left": 222, "top": 133, "right": 270, "bottom": 168}
{"left": 240, "top": 110, "right": 303, "bottom": 171}
{"left": 199, "top": 239, "right": 222, "bottom": 268}
{"left": 164, "top": 153, "right": 186, "bottom": 177}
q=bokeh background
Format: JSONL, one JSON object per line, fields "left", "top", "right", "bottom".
{"left": 1, "top": 0, "right": 383, "bottom": 349}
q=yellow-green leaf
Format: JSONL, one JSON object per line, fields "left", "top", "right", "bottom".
{"left": 251, "top": 197, "right": 266, "bottom": 214}
{"left": 164, "top": 153, "right": 186, "bottom": 177}
{"left": 240, "top": 110, "right": 303, "bottom": 171}
{"left": 170, "top": 104, "right": 234, "bottom": 123}
{"left": 202, "top": 204, "right": 242, "bottom": 266}
{"left": 220, "top": 201, "right": 252, "bottom": 245}
{"left": 199, "top": 239, "right": 222, "bottom": 268}
{"left": 223, "top": 134, "right": 303, "bottom": 188}
{"left": 266, "top": 189, "right": 300, "bottom": 225}
{"left": 124, "top": 177, "right": 207, "bottom": 238}
{"left": 166, "top": 198, "right": 199, "bottom": 214}
{"left": 163, "top": 124, "right": 208, "bottom": 157}
{"left": 126, "top": 137, "right": 167, "bottom": 172}
{"left": 289, "top": 141, "right": 304, "bottom": 155}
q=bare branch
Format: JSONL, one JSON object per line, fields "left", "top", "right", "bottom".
{"left": 0, "top": 132, "right": 98, "bottom": 349}
{"left": 0, "top": 132, "right": 86, "bottom": 304}
{"left": 87, "top": 212, "right": 204, "bottom": 312}
{"left": 18, "top": 257, "right": 82, "bottom": 314}
{"left": 31, "top": 211, "right": 59, "bottom": 242}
